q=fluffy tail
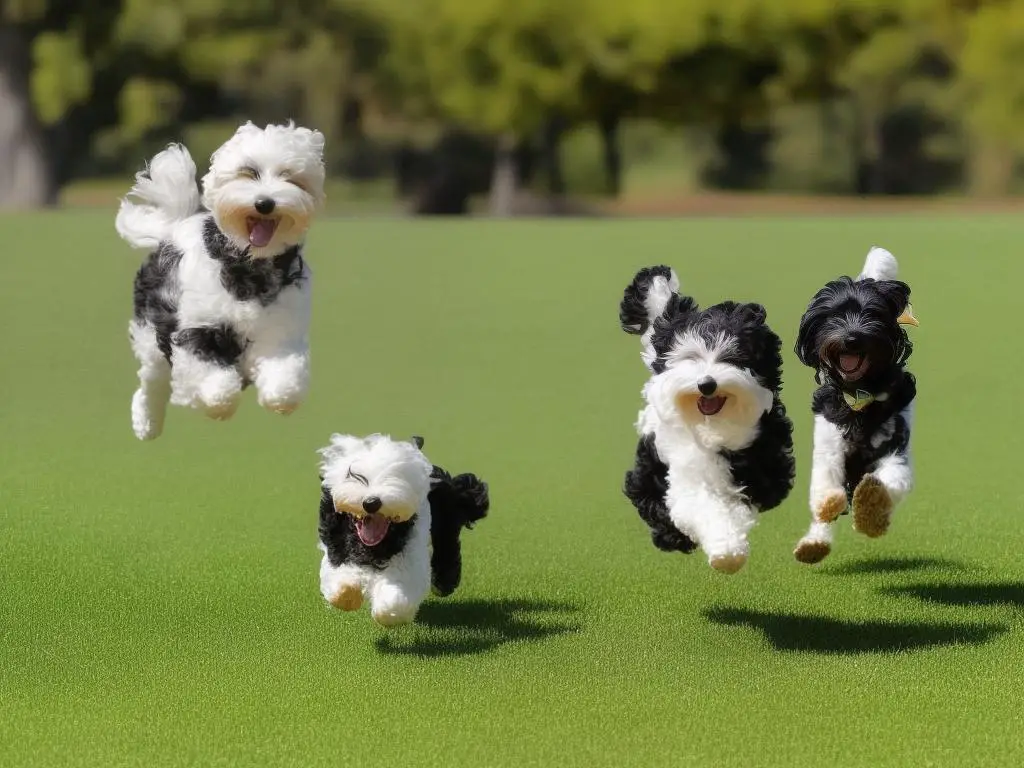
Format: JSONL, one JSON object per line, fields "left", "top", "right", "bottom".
{"left": 428, "top": 467, "right": 490, "bottom": 597}
{"left": 619, "top": 266, "right": 680, "bottom": 335}
{"left": 115, "top": 144, "right": 201, "bottom": 249}
{"left": 858, "top": 246, "right": 899, "bottom": 281}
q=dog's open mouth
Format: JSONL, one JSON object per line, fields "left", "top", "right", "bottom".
{"left": 837, "top": 353, "right": 869, "bottom": 381}
{"left": 697, "top": 395, "right": 726, "bottom": 416}
{"left": 246, "top": 216, "right": 279, "bottom": 248}
{"left": 354, "top": 513, "right": 391, "bottom": 547}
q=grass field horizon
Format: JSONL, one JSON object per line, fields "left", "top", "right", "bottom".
{"left": 3, "top": 212, "right": 1023, "bottom": 767}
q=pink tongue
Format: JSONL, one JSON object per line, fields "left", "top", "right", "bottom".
{"left": 248, "top": 219, "right": 276, "bottom": 247}
{"left": 356, "top": 514, "right": 390, "bottom": 546}
{"left": 840, "top": 354, "right": 862, "bottom": 372}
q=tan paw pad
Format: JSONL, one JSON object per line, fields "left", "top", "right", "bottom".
{"left": 852, "top": 476, "right": 893, "bottom": 538}
{"left": 329, "top": 585, "right": 363, "bottom": 611}
{"left": 794, "top": 539, "right": 831, "bottom": 564}
{"left": 815, "top": 491, "right": 848, "bottom": 523}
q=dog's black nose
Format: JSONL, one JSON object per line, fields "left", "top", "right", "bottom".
{"left": 362, "top": 496, "right": 382, "bottom": 514}
{"left": 254, "top": 196, "right": 276, "bottom": 215}
{"left": 697, "top": 376, "right": 717, "bottom": 396}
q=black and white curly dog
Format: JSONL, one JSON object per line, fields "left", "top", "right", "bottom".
{"left": 793, "top": 247, "right": 919, "bottom": 564}
{"left": 317, "top": 433, "right": 489, "bottom": 626}
{"left": 116, "top": 122, "right": 326, "bottom": 440}
{"left": 620, "top": 266, "right": 795, "bottom": 574}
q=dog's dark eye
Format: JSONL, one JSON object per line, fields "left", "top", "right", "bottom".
{"left": 286, "top": 176, "right": 310, "bottom": 193}
{"left": 239, "top": 166, "right": 260, "bottom": 180}
{"left": 346, "top": 468, "right": 368, "bottom": 485}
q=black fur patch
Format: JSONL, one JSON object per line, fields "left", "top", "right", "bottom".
{"left": 317, "top": 487, "right": 416, "bottom": 569}
{"left": 172, "top": 324, "right": 244, "bottom": 366}
{"left": 624, "top": 434, "right": 697, "bottom": 554}
{"left": 427, "top": 466, "right": 490, "bottom": 596}
{"left": 201, "top": 216, "right": 306, "bottom": 305}
{"left": 723, "top": 396, "right": 796, "bottom": 512}
{"left": 133, "top": 242, "right": 183, "bottom": 361}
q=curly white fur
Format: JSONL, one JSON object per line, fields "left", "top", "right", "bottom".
{"left": 318, "top": 434, "right": 435, "bottom": 626}
{"left": 116, "top": 122, "right": 325, "bottom": 440}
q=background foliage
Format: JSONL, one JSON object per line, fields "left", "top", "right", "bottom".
{"left": 4, "top": 0, "right": 1024, "bottom": 208}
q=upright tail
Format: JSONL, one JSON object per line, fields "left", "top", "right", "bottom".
{"left": 115, "top": 144, "right": 201, "bottom": 249}
{"left": 428, "top": 467, "right": 490, "bottom": 597}
{"left": 858, "top": 246, "right": 899, "bottom": 281}
{"left": 619, "top": 266, "right": 680, "bottom": 335}
{"left": 620, "top": 266, "right": 686, "bottom": 370}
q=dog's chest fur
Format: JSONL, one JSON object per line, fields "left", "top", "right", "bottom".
{"left": 643, "top": 416, "right": 743, "bottom": 506}
{"left": 317, "top": 487, "right": 425, "bottom": 569}
{"left": 813, "top": 372, "right": 915, "bottom": 491}
{"left": 134, "top": 214, "right": 307, "bottom": 342}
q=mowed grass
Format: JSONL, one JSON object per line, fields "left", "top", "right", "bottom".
{"left": 2, "top": 211, "right": 1024, "bottom": 767}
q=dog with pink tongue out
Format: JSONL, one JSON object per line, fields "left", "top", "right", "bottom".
{"left": 317, "top": 434, "right": 490, "bottom": 627}
{"left": 792, "top": 246, "right": 919, "bottom": 564}
{"left": 115, "top": 121, "right": 325, "bottom": 440}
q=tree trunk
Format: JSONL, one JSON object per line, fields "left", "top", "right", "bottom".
{"left": 490, "top": 132, "right": 518, "bottom": 217}
{"left": 0, "top": 24, "right": 57, "bottom": 209}
{"left": 598, "top": 112, "right": 622, "bottom": 197}
{"left": 541, "top": 116, "right": 566, "bottom": 197}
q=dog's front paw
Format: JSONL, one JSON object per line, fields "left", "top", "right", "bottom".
{"left": 794, "top": 537, "right": 831, "bottom": 564}
{"left": 370, "top": 584, "right": 419, "bottom": 627}
{"left": 709, "top": 552, "right": 748, "bottom": 574}
{"left": 328, "top": 584, "right": 363, "bottom": 612}
{"left": 198, "top": 370, "right": 242, "bottom": 419}
{"left": 258, "top": 392, "right": 302, "bottom": 416}
{"left": 706, "top": 535, "right": 750, "bottom": 574}
{"left": 813, "top": 490, "right": 848, "bottom": 523}
{"left": 852, "top": 475, "right": 893, "bottom": 538}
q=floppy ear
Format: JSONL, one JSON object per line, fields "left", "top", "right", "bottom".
{"left": 874, "top": 280, "right": 913, "bottom": 321}
{"left": 794, "top": 308, "right": 823, "bottom": 369}
{"left": 743, "top": 303, "right": 768, "bottom": 325}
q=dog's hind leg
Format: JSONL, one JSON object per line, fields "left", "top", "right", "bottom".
{"left": 428, "top": 470, "right": 490, "bottom": 596}
{"left": 624, "top": 434, "right": 696, "bottom": 554}
{"left": 795, "top": 415, "right": 848, "bottom": 564}
{"left": 853, "top": 451, "right": 912, "bottom": 539}
{"left": 794, "top": 520, "right": 835, "bottom": 564}
{"left": 853, "top": 404, "right": 913, "bottom": 538}
{"left": 129, "top": 321, "right": 172, "bottom": 440}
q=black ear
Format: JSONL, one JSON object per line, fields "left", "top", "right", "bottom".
{"left": 794, "top": 308, "right": 822, "bottom": 369}
{"left": 410, "top": 435, "right": 425, "bottom": 450}
{"left": 873, "top": 279, "right": 911, "bottom": 318}
{"left": 743, "top": 303, "right": 768, "bottom": 325}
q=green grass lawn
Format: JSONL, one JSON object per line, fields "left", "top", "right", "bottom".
{"left": 2, "top": 212, "right": 1023, "bottom": 767}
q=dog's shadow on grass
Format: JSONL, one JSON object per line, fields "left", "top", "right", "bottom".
{"left": 704, "top": 607, "right": 1006, "bottom": 655}
{"left": 882, "top": 581, "right": 1024, "bottom": 608}
{"left": 375, "top": 598, "right": 581, "bottom": 658}
{"left": 817, "top": 556, "right": 967, "bottom": 576}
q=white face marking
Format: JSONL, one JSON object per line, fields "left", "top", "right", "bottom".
{"left": 201, "top": 122, "right": 326, "bottom": 257}
{"left": 645, "top": 329, "right": 773, "bottom": 451}
{"left": 319, "top": 434, "right": 432, "bottom": 522}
